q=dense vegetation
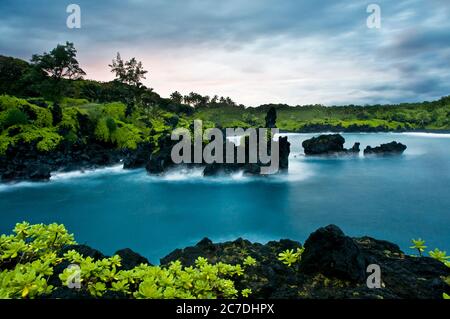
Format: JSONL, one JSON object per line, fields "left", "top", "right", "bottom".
{"left": 0, "top": 222, "right": 448, "bottom": 299}
{"left": 0, "top": 222, "right": 257, "bottom": 299}
{"left": 1, "top": 43, "right": 449, "bottom": 161}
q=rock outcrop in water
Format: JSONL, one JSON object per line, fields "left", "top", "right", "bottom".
{"left": 364, "top": 141, "right": 407, "bottom": 155}
{"left": 145, "top": 133, "right": 291, "bottom": 176}
{"left": 302, "top": 134, "right": 360, "bottom": 156}
{"left": 146, "top": 107, "right": 290, "bottom": 176}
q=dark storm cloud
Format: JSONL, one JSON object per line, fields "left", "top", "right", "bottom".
{"left": 0, "top": 0, "right": 449, "bottom": 105}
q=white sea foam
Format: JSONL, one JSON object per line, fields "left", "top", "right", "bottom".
{"left": 50, "top": 164, "right": 127, "bottom": 181}
{"left": 0, "top": 181, "right": 47, "bottom": 193}
{"left": 396, "top": 132, "right": 450, "bottom": 139}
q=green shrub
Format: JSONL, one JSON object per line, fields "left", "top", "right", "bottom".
{"left": 0, "top": 126, "right": 63, "bottom": 155}
{"left": 58, "top": 107, "right": 85, "bottom": 133}
{"left": 106, "top": 117, "right": 117, "bottom": 133}
{"left": 111, "top": 122, "right": 143, "bottom": 150}
{"left": 0, "top": 222, "right": 252, "bottom": 299}
{"left": 278, "top": 248, "right": 305, "bottom": 267}
{"left": 26, "top": 104, "right": 53, "bottom": 128}
{"left": 103, "top": 102, "right": 126, "bottom": 120}
{"left": 60, "top": 97, "right": 90, "bottom": 108}
{"left": 0, "top": 95, "right": 29, "bottom": 111}
{"left": 1, "top": 108, "right": 28, "bottom": 128}
{"left": 94, "top": 117, "right": 111, "bottom": 143}
{"left": 19, "top": 127, "right": 62, "bottom": 152}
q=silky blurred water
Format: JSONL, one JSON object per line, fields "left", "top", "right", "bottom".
{"left": 0, "top": 133, "right": 449, "bottom": 263}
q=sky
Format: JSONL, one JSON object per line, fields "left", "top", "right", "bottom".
{"left": 0, "top": 0, "right": 449, "bottom": 106}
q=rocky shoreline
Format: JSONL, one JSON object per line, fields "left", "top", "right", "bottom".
{"left": 46, "top": 225, "right": 449, "bottom": 299}
{"left": 0, "top": 130, "right": 411, "bottom": 183}
{"left": 302, "top": 134, "right": 407, "bottom": 156}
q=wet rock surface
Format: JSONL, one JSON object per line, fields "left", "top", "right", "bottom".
{"left": 37, "top": 225, "right": 449, "bottom": 299}
{"left": 364, "top": 141, "right": 407, "bottom": 155}
{"left": 161, "top": 225, "right": 449, "bottom": 299}
{"left": 302, "top": 134, "right": 360, "bottom": 156}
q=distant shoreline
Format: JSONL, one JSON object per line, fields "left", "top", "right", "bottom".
{"left": 279, "top": 129, "right": 450, "bottom": 134}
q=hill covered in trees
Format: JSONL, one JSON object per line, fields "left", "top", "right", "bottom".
{"left": 0, "top": 42, "right": 450, "bottom": 181}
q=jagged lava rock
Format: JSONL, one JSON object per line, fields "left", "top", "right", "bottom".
{"left": 114, "top": 248, "right": 151, "bottom": 270}
{"left": 302, "top": 134, "right": 360, "bottom": 156}
{"left": 364, "top": 141, "right": 407, "bottom": 155}
{"left": 299, "top": 225, "right": 366, "bottom": 282}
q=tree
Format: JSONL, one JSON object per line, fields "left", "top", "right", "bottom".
{"left": 109, "top": 53, "right": 148, "bottom": 87}
{"left": 0, "top": 55, "right": 32, "bottom": 96}
{"left": 31, "top": 42, "right": 86, "bottom": 80}
{"left": 29, "top": 42, "right": 86, "bottom": 101}
{"left": 211, "top": 95, "right": 219, "bottom": 104}
{"left": 170, "top": 91, "right": 183, "bottom": 104}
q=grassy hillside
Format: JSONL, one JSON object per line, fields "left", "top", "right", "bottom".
{"left": 191, "top": 99, "right": 450, "bottom": 132}
{"left": 1, "top": 49, "right": 450, "bottom": 151}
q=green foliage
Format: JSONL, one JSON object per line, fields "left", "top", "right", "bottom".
{"left": 31, "top": 42, "right": 86, "bottom": 81}
{"left": 111, "top": 122, "right": 144, "bottom": 150}
{"left": 241, "top": 288, "right": 252, "bottom": 298}
{"left": 0, "top": 55, "right": 32, "bottom": 96}
{"left": 0, "top": 260, "right": 54, "bottom": 298}
{"left": 243, "top": 256, "right": 257, "bottom": 267}
{"left": 0, "top": 222, "right": 75, "bottom": 263}
{"left": 278, "top": 248, "right": 305, "bottom": 267}
{"left": 0, "top": 223, "right": 251, "bottom": 299}
{"left": 0, "top": 126, "right": 62, "bottom": 155}
{"left": 444, "top": 293, "right": 450, "bottom": 299}
{"left": 131, "top": 258, "right": 242, "bottom": 299}
{"left": 429, "top": 249, "right": 450, "bottom": 264}
{"left": 94, "top": 117, "right": 113, "bottom": 143}
{"left": 103, "top": 102, "right": 126, "bottom": 120}
{"left": 109, "top": 53, "right": 148, "bottom": 87}
{"left": 60, "top": 97, "right": 90, "bottom": 108}
{"left": 410, "top": 239, "right": 427, "bottom": 257}
{"left": 0, "top": 95, "right": 29, "bottom": 111}
{"left": 58, "top": 107, "right": 84, "bottom": 133}
{"left": 1, "top": 108, "right": 28, "bottom": 128}
{"left": 0, "top": 96, "right": 52, "bottom": 128}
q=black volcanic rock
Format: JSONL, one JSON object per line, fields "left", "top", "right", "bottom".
{"left": 28, "top": 163, "right": 52, "bottom": 181}
{"left": 32, "top": 227, "right": 450, "bottom": 300}
{"left": 279, "top": 136, "right": 290, "bottom": 170}
{"left": 146, "top": 135, "right": 176, "bottom": 174}
{"left": 160, "top": 227, "right": 450, "bottom": 299}
{"left": 265, "top": 107, "right": 277, "bottom": 128}
{"left": 364, "top": 141, "right": 407, "bottom": 155}
{"left": 58, "top": 244, "right": 106, "bottom": 260}
{"left": 114, "top": 248, "right": 151, "bottom": 270}
{"left": 299, "top": 225, "right": 366, "bottom": 282}
{"left": 123, "top": 142, "right": 152, "bottom": 169}
{"left": 302, "top": 134, "right": 360, "bottom": 156}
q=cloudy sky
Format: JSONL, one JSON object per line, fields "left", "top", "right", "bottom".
{"left": 1, "top": 0, "right": 449, "bottom": 106}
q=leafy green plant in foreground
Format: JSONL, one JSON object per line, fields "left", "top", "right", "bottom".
{"left": 429, "top": 249, "right": 450, "bottom": 265}
{"left": 410, "top": 239, "right": 450, "bottom": 300}
{"left": 410, "top": 239, "right": 427, "bottom": 257}
{"left": 277, "top": 247, "right": 305, "bottom": 267}
{"left": 0, "top": 222, "right": 253, "bottom": 299}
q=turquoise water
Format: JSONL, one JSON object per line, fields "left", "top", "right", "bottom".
{"left": 1, "top": 133, "right": 449, "bottom": 263}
